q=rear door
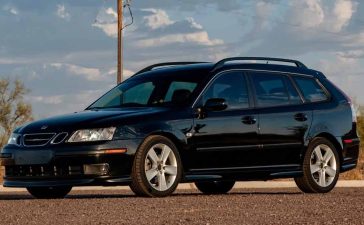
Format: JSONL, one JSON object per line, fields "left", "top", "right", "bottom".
{"left": 249, "top": 72, "right": 313, "bottom": 166}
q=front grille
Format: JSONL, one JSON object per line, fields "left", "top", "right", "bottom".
{"left": 5, "top": 165, "right": 83, "bottom": 177}
{"left": 23, "top": 133, "right": 56, "bottom": 147}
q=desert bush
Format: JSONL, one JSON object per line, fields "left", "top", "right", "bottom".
{"left": 0, "top": 78, "right": 33, "bottom": 181}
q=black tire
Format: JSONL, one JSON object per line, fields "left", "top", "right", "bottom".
{"left": 130, "top": 135, "right": 182, "bottom": 197}
{"left": 294, "top": 176, "right": 315, "bottom": 193}
{"left": 195, "top": 181, "right": 235, "bottom": 194}
{"left": 294, "top": 137, "right": 340, "bottom": 193}
{"left": 27, "top": 186, "right": 72, "bottom": 199}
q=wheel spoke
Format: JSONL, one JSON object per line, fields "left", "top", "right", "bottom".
{"left": 325, "top": 166, "right": 336, "bottom": 177}
{"left": 323, "top": 150, "right": 333, "bottom": 164}
{"left": 161, "top": 145, "right": 171, "bottom": 164}
{"left": 147, "top": 149, "right": 159, "bottom": 164}
{"left": 145, "top": 142, "right": 179, "bottom": 192}
{"left": 313, "top": 147, "right": 323, "bottom": 161}
{"left": 318, "top": 170, "right": 326, "bottom": 186}
{"left": 146, "top": 169, "right": 158, "bottom": 181}
{"left": 310, "top": 164, "right": 321, "bottom": 174}
{"left": 164, "top": 165, "right": 177, "bottom": 175}
{"left": 158, "top": 173, "right": 167, "bottom": 191}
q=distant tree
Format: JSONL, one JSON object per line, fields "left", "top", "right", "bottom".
{"left": 0, "top": 78, "right": 33, "bottom": 148}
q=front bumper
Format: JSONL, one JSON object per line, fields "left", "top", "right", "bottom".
{"left": 0, "top": 139, "right": 140, "bottom": 187}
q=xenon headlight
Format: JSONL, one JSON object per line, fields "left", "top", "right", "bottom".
{"left": 67, "top": 127, "right": 116, "bottom": 143}
{"left": 7, "top": 133, "right": 21, "bottom": 145}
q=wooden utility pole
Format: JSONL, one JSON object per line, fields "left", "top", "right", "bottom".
{"left": 117, "top": 0, "right": 123, "bottom": 84}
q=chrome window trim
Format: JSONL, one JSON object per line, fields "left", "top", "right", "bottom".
{"left": 192, "top": 68, "right": 316, "bottom": 108}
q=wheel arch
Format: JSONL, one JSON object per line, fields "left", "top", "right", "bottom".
{"left": 142, "top": 131, "right": 190, "bottom": 170}
{"left": 147, "top": 131, "right": 186, "bottom": 149}
{"left": 309, "top": 132, "right": 344, "bottom": 165}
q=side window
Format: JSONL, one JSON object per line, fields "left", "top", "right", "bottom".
{"left": 164, "top": 81, "right": 197, "bottom": 102}
{"left": 203, "top": 72, "right": 249, "bottom": 110}
{"left": 284, "top": 76, "right": 302, "bottom": 105}
{"left": 251, "top": 73, "right": 290, "bottom": 107}
{"left": 293, "top": 77, "right": 328, "bottom": 102}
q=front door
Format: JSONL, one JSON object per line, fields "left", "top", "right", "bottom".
{"left": 190, "top": 71, "right": 260, "bottom": 170}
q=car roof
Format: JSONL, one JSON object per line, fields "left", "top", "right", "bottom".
{"left": 131, "top": 61, "right": 326, "bottom": 80}
{"left": 128, "top": 63, "right": 214, "bottom": 81}
{"left": 213, "top": 63, "right": 325, "bottom": 78}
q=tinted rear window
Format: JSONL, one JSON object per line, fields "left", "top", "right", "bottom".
{"left": 251, "top": 73, "right": 290, "bottom": 107}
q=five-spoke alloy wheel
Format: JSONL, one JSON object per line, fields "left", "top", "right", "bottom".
{"left": 310, "top": 144, "right": 337, "bottom": 187}
{"left": 294, "top": 137, "right": 340, "bottom": 193}
{"left": 144, "top": 143, "right": 178, "bottom": 192}
{"left": 130, "top": 135, "right": 182, "bottom": 197}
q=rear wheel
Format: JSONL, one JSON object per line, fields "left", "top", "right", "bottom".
{"left": 195, "top": 181, "right": 235, "bottom": 194}
{"left": 295, "top": 137, "right": 340, "bottom": 193}
{"left": 130, "top": 135, "right": 182, "bottom": 197}
{"left": 27, "top": 186, "right": 72, "bottom": 199}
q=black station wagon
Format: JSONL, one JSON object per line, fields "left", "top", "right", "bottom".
{"left": 0, "top": 57, "right": 360, "bottom": 198}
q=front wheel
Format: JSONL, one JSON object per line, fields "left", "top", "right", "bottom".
{"left": 295, "top": 137, "right": 340, "bottom": 193}
{"left": 130, "top": 135, "right": 182, "bottom": 197}
{"left": 27, "top": 186, "right": 72, "bottom": 199}
{"left": 195, "top": 181, "right": 235, "bottom": 194}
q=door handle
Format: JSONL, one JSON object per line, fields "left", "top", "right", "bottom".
{"left": 294, "top": 113, "right": 308, "bottom": 122}
{"left": 242, "top": 116, "right": 257, "bottom": 125}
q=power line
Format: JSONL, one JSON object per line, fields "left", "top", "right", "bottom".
{"left": 122, "top": 0, "right": 133, "bottom": 30}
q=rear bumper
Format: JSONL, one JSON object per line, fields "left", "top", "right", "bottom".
{"left": 341, "top": 137, "right": 360, "bottom": 172}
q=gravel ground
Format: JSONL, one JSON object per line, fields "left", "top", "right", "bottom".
{"left": 0, "top": 188, "right": 363, "bottom": 225}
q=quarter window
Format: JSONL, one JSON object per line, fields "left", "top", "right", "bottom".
{"left": 203, "top": 72, "right": 249, "bottom": 110}
{"left": 293, "top": 77, "right": 328, "bottom": 102}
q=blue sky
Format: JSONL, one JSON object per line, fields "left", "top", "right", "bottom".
{"left": 1, "top": 0, "right": 364, "bottom": 118}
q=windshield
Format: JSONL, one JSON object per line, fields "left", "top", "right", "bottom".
{"left": 87, "top": 73, "right": 205, "bottom": 109}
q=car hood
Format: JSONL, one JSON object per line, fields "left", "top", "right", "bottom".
{"left": 17, "top": 107, "right": 170, "bottom": 133}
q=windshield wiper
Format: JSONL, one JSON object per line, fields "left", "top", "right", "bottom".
{"left": 87, "top": 103, "right": 146, "bottom": 110}
{"left": 119, "top": 103, "right": 145, "bottom": 107}
{"left": 87, "top": 106, "right": 121, "bottom": 110}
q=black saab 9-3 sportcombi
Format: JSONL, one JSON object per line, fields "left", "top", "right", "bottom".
{"left": 0, "top": 57, "right": 360, "bottom": 198}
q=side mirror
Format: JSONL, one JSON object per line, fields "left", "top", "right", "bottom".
{"left": 204, "top": 98, "right": 227, "bottom": 111}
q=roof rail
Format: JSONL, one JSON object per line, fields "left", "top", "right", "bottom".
{"left": 135, "top": 62, "right": 208, "bottom": 75}
{"left": 211, "top": 57, "right": 307, "bottom": 72}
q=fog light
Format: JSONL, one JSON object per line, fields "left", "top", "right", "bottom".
{"left": 83, "top": 163, "right": 110, "bottom": 176}
{"left": 0, "top": 154, "right": 14, "bottom": 166}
